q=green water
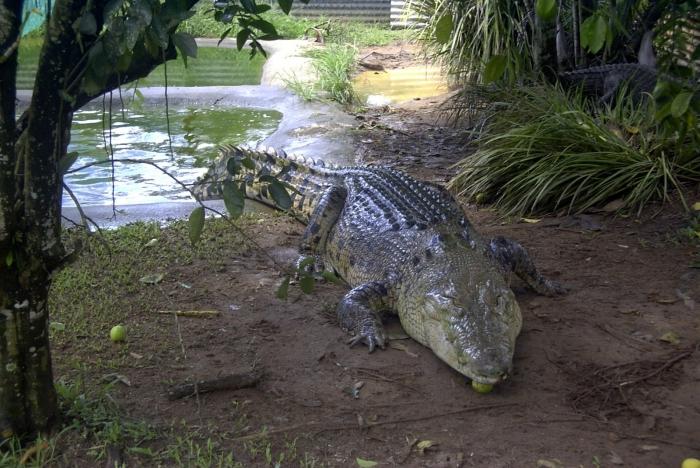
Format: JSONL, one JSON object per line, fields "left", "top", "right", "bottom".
{"left": 17, "top": 38, "right": 264, "bottom": 89}
{"left": 65, "top": 106, "right": 281, "bottom": 206}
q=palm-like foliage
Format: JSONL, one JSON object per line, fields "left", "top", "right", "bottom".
{"left": 409, "top": 0, "right": 533, "bottom": 83}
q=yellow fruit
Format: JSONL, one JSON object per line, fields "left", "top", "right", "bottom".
{"left": 682, "top": 458, "right": 700, "bottom": 468}
{"left": 110, "top": 325, "right": 126, "bottom": 342}
{"left": 471, "top": 381, "right": 493, "bottom": 394}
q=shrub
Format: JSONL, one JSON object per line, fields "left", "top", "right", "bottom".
{"left": 448, "top": 84, "right": 700, "bottom": 215}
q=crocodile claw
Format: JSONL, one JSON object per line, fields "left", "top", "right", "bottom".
{"left": 348, "top": 329, "right": 386, "bottom": 353}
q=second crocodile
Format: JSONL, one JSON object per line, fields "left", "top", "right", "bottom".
{"left": 195, "top": 146, "right": 565, "bottom": 386}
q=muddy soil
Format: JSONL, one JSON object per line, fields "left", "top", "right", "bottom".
{"left": 54, "top": 45, "right": 700, "bottom": 467}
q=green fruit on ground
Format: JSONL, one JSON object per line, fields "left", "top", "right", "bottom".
{"left": 471, "top": 381, "right": 493, "bottom": 393}
{"left": 682, "top": 458, "right": 700, "bottom": 468}
{"left": 110, "top": 325, "right": 126, "bottom": 342}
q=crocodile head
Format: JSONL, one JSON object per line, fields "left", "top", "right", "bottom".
{"left": 410, "top": 233, "right": 523, "bottom": 385}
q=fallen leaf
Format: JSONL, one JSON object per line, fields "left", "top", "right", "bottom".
{"left": 389, "top": 342, "right": 418, "bottom": 358}
{"left": 659, "top": 331, "right": 680, "bottom": 345}
{"left": 143, "top": 238, "right": 158, "bottom": 248}
{"left": 639, "top": 444, "right": 659, "bottom": 452}
{"left": 537, "top": 460, "right": 564, "bottom": 468}
{"left": 602, "top": 199, "right": 625, "bottom": 212}
{"left": 387, "top": 330, "right": 409, "bottom": 340}
{"left": 49, "top": 322, "right": 66, "bottom": 332}
{"left": 609, "top": 451, "right": 624, "bottom": 465}
{"left": 416, "top": 440, "right": 437, "bottom": 454}
{"left": 139, "top": 273, "right": 164, "bottom": 284}
{"left": 655, "top": 298, "right": 678, "bottom": 304}
{"left": 356, "top": 458, "right": 378, "bottom": 467}
{"left": 129, "top": 352, "right": 143, "bottom": 360}
{"left": 521, "top": 217, "right": 541, "bottom": 224}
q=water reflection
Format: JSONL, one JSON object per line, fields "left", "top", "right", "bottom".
{"left": 65, "top": 106, "right": 281, "bottom": 206}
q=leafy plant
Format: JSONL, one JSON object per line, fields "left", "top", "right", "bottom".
{"left": 307, "top": 44, "right": 358, "bottom": 104}
{"left": 448, "top": 83, "right": 700, "bottom": 215}
{"left": 408, "top": 0, "right": 532, "bottom": 83}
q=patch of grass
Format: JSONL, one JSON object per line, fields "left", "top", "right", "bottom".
{"left": 178, "top": 4, "right": 407, "bottom": 47}
{"left": 448, "top": 83, "right": 700, "bottom": 215}
{"left": 48, "top": 218, "right": 250, "bottom": 372}
{"left": 288, "top": 44, "right": 358, "bottom": 105}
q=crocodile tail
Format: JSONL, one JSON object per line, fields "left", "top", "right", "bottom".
{"left": 192, "top": 145, "right": 340, "bottom": 222}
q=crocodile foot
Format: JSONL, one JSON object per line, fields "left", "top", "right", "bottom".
{"left": 347, "top": 320, "right": 387, "bottom": 353}
{"left": 337, "top": 281, "right": 391, "bottom": 353}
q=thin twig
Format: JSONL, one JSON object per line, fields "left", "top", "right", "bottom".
{"left": 619, "top": 346, "right": 696, "bottom": 387}
{"left": 232, "top": 402, "right": 517, "bottom": 442}
{"left": 173, "top": 312, "right": 187, "bottom": 360}
{"left": 62, "top": 182, "right": 111, "bottom": 254}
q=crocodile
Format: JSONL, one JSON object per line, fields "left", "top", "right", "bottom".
{"left": 558, "top": 31, "right": 699, "bottom": 105}
{"left": 195, "top": 146, "right": 564, "bottom": 385}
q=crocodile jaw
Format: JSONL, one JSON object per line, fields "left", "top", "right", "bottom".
{"left": 418, "top": 280, "right": 523, "bottom": 386}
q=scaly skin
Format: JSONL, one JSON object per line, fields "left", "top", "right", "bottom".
{"left": 559, "top": 63, "right": 698, "bottom": 104}
{"left": 195, "top": 146, "right": 564, "bottom": 385}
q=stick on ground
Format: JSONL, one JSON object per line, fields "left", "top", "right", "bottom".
{"left": 167, "top": 369, "right": 262, "bottom": 400}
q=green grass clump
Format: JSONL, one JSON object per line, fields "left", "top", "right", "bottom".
{"left": 285, "top": 43, "right": 358, "bottom": 105}
{"left": 307, "top": 44, "right": 358, "bottom": 104}
{"left": 448, "top": 84, "right": 700, "bottom": 215}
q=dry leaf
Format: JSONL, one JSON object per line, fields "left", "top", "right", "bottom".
{"left": 521, "top": 217, "right": 541, "bottom": 223}
{"left": 416, "top": 440, "right": 437, "bottom": 454}
{"left": 356, "top": 458, "right": 378, "bottom": 467}
{"left": 139, "top": 273, "right": 164, "bottom": 284}
{"left": 389, "top": 342, "right": 418, "bottom": 357}
{"left": 659, "top": 331, "right": 680, "bottom": 345}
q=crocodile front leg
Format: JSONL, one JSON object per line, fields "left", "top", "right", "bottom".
{"left": 337, "top": 281, "right": 391, "bottom": 353}
{"left": 296, "top": 185, "right": 347, "bottom": 273}
{"left": 489, "top": 236, "right": 566, "bottom": 296}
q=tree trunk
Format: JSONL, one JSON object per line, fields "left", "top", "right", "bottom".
{"left": 0, "top": 274, "right": 57, "bottom": 440}
{"left": 0, "top": 0, "right": 198, "bottom": 440}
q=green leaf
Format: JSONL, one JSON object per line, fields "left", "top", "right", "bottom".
{"left": 255, "top": 4, "right": 271, "bottom": 13}
{"left": 655, "top": 100, "right": 673, "bottom": 122}
{"left": 188, "top": 206, "right": 205, "bottom": 246}
{"left": 250, "top": 19, "right": 278, "bottom": 36}
{"left": 79, "top": 12, "right": 97, "bottom": 35}
{"left": 278, "top": 0, "right": 293, "bottom": 14}
{"left": 241, "top": 0, "right": 256, "bottom": 13}
{"left": 173, "top": 32, "right": 197, "bottom": 67}
{"left": 59, "top": 151, "right": 79, "bottom": 174}
{"left": 236, "top": 28, "right": 251, "bottom": 51}
{"left": 671, "top": 92, "right": 693, "bottom": 118}
{"left": 226, "top": 157, "right": 241, "bottom": 176}
{"left": 321, "top": 270, "right": 343, "bottom": 284}
{"left": 223, "top": 180, "right": 245, "bottom": 219}
{"left": 483, "top": 55, "right": 507, "bottom": 83}
{"left": 269, "top": 181, "right": 292, "bottom": 210}
{"left": 297, "top": 256, "right": 315, "bottom": 272}
{"left": 139, "top": 273, "right": 164, "bottom": 284}
{"left": 241, "top": 157, "right": 255, "bottom": 170}
{"left": 580, "top": 15, "right": 607, "bottom": 53}
{"left": 535, "top": 0, "right": 557, "bottom": 21}
{"left": 356, "top": 458, "right": 378, "bottom": 468}
{"left": 434, "top": 14, "right": 453, "bottom": 45}
{"left": 276, "top": 276, "right": 290, "bottom": 300}
{"left": 218, "top": 26, "right": 233, "bottom": 46}
{"left": 5, "top": 251, "right": 13, "bottom": 267}
{"left": 299, "top": 275, "right": 314, "bottom": 294}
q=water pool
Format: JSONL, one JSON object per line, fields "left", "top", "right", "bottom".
{"left": 65, "top": 105, "right": 281, "bottom": 206}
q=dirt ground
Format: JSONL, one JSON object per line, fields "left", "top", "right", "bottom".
{"left": 52, "top": 45, "right": 700, "bottom": 467}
